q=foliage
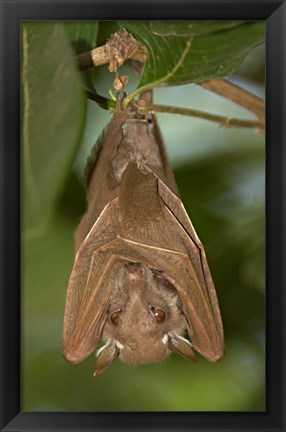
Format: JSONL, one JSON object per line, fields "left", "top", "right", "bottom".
{"left": 122, "top": 21, "right": 264, "bottom": 89}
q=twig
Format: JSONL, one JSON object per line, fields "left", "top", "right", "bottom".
{"left": 199, "top": 79, "right": 265, "bottom": 127}
{"left": 145, "top": 103, "right": 264, "bottom": 133}
{"left": 76, "top": 29, "right": 147, "bottom": 72}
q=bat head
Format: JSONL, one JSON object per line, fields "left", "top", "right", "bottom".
{"left": 93, "top": 263, "right": 196, "bottom": 376}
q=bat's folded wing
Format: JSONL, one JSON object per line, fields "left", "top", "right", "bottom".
{"left": 63, "top": 198, "right": 119, "bottom": 348}
{"left": 119, "top": 163, "right": 224, "bottom": 362}
{"left": 63, "top": 236, "right": 154, "bottom": 364}
{"left": 158, "top": 179, "right": 224, "bottom": 361}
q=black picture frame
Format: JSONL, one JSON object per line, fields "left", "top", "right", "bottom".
{"left": 0, "top": 1, "right": 285, "bottom": 431}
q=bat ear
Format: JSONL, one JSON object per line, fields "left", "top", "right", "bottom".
{"left": 167, "top": 335, "right": 196, "bottom": 362}
{"left": 93, "top": 342, "right": 120, "bottom": 376}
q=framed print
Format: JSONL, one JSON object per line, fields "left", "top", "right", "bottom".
{"left": 0, "top": 1, "right": 285, "bottom": 431}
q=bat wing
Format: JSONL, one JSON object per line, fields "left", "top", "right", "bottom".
{"left": 63, "top": 198, "right": 119, "bottom": 344}
{"left": 63, "top": 230, "right": 153, "bottom": 363}
{"left": 119, "top": 162, "right": 224, "bottom": 362}
{"left": 158, "top": 178, "right": 224, "bottom": 353}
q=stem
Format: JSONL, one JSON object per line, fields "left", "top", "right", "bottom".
{"left": 147, "top": 103, "right": 264, "bottom": 132}
{"left": 76, "top": 29, "right": 147, "bottom": 72}
{"left": 200, "top": 79, "right": 265, "bottom": 127}
{"left": 76, "top": 46, "right": 110, "bottom": 70}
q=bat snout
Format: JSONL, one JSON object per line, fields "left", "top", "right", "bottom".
{"left": 119, "top": 338, "right": 169, "bottom": 365}
{"left": 117, "top": 316, "right": 169, "bottom": 364}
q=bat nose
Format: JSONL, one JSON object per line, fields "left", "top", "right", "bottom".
{"left": 119, "top": 332, "right": 138, "bottom": 350}
{"left": 138, "top": 319, "right": 150, "bottom": 332}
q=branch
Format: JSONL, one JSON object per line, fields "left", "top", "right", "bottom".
{"left": 199, "top": 79, "right": 265, "bottom": 128}
{"left": 76, "top": 30, "right": 264, "bottom": 134}
{"left": 76, "top": 29, "right": 147, "bottom": 72}
{"left": 144, "top": 103, "right": 264, "bottom": 133}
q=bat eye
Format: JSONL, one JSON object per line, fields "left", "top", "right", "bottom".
{"left": 151, "top": 307, "right": 166, "bottom": 323}
{"left": 110, "top": 310, "right": 121, "bottom": 325}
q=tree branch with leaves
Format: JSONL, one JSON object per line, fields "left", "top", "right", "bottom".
{"left": 75, "top": 23, "right": 265, "bottom": 134}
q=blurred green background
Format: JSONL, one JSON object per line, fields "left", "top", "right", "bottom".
{"left": 22, "top": 22, "right": 265, "bottom": 411}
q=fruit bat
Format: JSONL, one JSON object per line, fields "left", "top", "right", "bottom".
{"left": 62, "top": 92, "right": 224, "bottom": 375}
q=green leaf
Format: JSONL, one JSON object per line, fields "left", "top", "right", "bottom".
{"left": 64, "top": 22, "right": 103, "bottom": 105}
{"left": 119, "top": 22, "right": 192, "bottom": 98}
{"left": 22, "top": 23, "right": 86, "bottom": 231}
{"left": 64, "top": 21, "right": 99, "bottom": 54}
{"left": 181, "top": 22, "right": 265, "bottom": 83}
{"left": 150, "top": 20, "right": 246, "bottom": 37}
{"left": 120, "top": 22, "right": 265, "bottom": 98}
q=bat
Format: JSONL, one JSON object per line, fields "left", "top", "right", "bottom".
{"left": 62, "top": 92, "right": 224, "bottom": 376}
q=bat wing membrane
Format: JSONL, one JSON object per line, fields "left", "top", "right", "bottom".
{"left": 119, "top": 162, "right": 224, "bottom": 362}
{"left": 63, "top": 236, "right": 154, "bottom": 364}
{"left": 63, "top": 199, "right": 119, "bottom": 345}
{"left": 64, "top": 159, "right": 223, "bottom": 364}
{"left": 158, "top": 179, "right": 224, "bottom": 359}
